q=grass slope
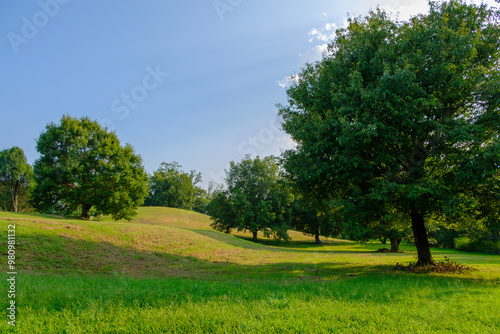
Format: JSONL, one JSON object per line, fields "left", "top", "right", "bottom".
{"left": 0, "top": 207, "right": 499, "bottom": 333}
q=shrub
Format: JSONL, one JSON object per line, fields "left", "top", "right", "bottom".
{"left": 428, "top": 227, "right": 460, "bottom": 249}
{"left": 428, "top": 237, "right": 438, "bottom": 247}
{"left": 454, "top": 237, "right": 500, "bottom": 255}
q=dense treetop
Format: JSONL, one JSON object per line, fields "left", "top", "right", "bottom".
{"left": 279, "top": 0, "right": 500, "bottom": 264}
{"left": 31, "top": 115, "right": 149, "bottom": 220}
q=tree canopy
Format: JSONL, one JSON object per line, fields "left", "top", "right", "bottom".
{"left": 291, "top": 195, "right": 340, "bottom": 244}
{"left": 279, "top": 1, "right": 500, "bottom": 265}
{"left": 145, "top": 161, "right": 208, "bottom": 213}
{"left": 31, "top": 115, "right": 149, "bottom": 220}
{"left": 0, "top": 146, "right": 33, "bottom": 212}
{"left": 207, "top": 156, "right": 293, "bottom": 241}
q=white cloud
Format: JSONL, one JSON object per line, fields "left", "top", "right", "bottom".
{"left": 278, "top": 74, "right": 300, "bottom": 88}
{"left": 377, "top": 0, "right": 429, "bottom": 21}
{"left": 299, "top": 44, "right": 328, "bottom": 63}
{"left": 279, "top": 0, "right": 499, "bottom": 90}
{"left": 325, "top": 23, "right": 336, "bottom": 31}
{"left": 308, "top": 18, "right": 348, "bottom": 43}
{"left": 277, "top": 77, "right": 291, "bottom": 88}
{"left": 376, "top": 0, "right": 498, "bottom": 22}
{"left": 277, "top": 135, "right": 297, "bottom": 150}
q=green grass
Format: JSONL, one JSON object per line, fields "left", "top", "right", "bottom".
{"left": 1, "top": 208, "right": 499, "bottom": 333}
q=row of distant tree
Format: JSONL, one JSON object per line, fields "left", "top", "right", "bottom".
{"left": 204, "top": 155, "right": 499, "bottom": 256}
{"left": 0, "top": 135, "right": 409, "bottom": 251}
{"left": 0, "top": 117, "right": 340, "bottom": 246}
{"left": 0, "top": 114, "right": 411, "bottom": 251}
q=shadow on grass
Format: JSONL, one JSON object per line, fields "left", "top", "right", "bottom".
{"left": 9, "top": 233, "right": 207, "bottom": 278}
{"left": 2, "top": 266, "right": 493, "bottom": 318}
{"left": 9, "top": 231, "right": 497, "bottom": 283}
{"left": 8, "top": 232, "right": 409, "bottom": 281}
{"left": 231, "top": 234, "right": 395, "bottom": 256}
{"left": 180, "top": 228, "right": 280, "bottom": 251}
{"left": 183, "top": 228, "right": 384, "bottom": 256}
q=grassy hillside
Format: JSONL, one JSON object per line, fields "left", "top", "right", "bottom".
{"left": 1, "top": 207, "right": 499, "bottom": 333}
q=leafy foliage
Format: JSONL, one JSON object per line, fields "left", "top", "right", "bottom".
{"left": 279, "top": 1, "right": 500, "bottom": 265}
{"left": 454, "top": 237, "right": 500, "bottom": 255}
{"left": 31, "top": 115, "right": 148, "bottom": 220}
{"left": 145, "top": 162, "right": 208, "bottom": 212}
{"left": 207, "top": 156, "right": 293, "bottom": 241}
{"left": 291, "top": 196, "right": 341, "bottom": 244}
{"left": 0, "top": 146, "right": 34, "bottom": 212}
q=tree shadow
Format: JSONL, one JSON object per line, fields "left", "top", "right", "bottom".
{"left": 179, "top": 228, "right": 275, "bottom": 251}
{"left": 185, "top": 229, "right": 390, "bottom": 256}
{"left": 8, "top": 232, "right": 390, "bottom": 280}
{"left": 9, "top": 231, "right": 497, "bottom": 284}
{"left": 11, "top": 233, "right": 206, "bottom": 278}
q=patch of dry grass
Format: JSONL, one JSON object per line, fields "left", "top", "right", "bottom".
{"left": 1, "top": 208, "right": 499, "bottom": 281}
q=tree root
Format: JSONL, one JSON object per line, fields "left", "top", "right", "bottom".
{"left": 376, "top": 248, "right": 405, "bottom": 253}
{"left": 394, "top": 257, "right": 478, "bottom": 274}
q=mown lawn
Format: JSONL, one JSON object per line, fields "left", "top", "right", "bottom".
{"left": 0, "top": 208, "right": 499, "bottom": 333}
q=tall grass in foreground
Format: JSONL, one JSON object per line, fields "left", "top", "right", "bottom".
{"left": 1, "top": 273, "right": 498, "bottom": 333}
{"left": 1, "top": 209, "right": 499, "bottom": 333}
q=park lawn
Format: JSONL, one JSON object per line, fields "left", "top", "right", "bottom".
{"left": 0, "top": 207, "right": 499, "bottom": 333}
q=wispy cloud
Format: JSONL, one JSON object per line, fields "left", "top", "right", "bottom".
{"left": 307, "top": 19, "right": 348, "bottom": 43}
{"left": 299, "top": 44, "right": 328, "bottom": 63}
{"left": 277, "top": 74, "right": 299, "bottom": 88}
{"left": 277, "top": 135, "right": 297, "bottom": 150}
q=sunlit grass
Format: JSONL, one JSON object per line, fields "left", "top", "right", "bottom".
{"left": 0, "top": 208, "right": 499, "bottom": 333}
{"left": 1, "top": 273, "right": 498, "bottom": 333}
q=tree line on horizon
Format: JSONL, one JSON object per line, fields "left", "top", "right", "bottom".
{"left": 1, "top": 0, "right": 499, "bottom": 265}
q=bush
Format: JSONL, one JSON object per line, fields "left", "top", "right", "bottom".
{"left": 453, "top": 237, "right": 470, "bottom": 250}
{"left": 454, "top": 237, "right": 500, "bottom": 255}
{"left": 428, "top": 227, "right": 460, "bottom": 249}
{"left": 428, "top": 237, "right": 438, "bottom": 247}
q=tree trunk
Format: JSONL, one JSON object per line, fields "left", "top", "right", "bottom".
{"left": 252, "top": 230, "right": 258, "bottom": 242}
{"left": 11, "top": 191, "right": 18, "bottom": 213}
{"left": 410, "top": 207, "right": 433, "bottom": 266}
{"left": 81, "top": 203, "right": 92, "bottom": 219}
{"left": 11, "top": 180, "right": 19, "bottom": 213}
{"left": 390, "top": 238, "right": 402, "bottom": 252}
{"left": 314, "top": 226, "right": 322, "bottom": 244}
{"left": 380, "top": 237, "right": 387, "bottom": 245}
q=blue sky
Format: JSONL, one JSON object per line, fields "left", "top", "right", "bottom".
{"left": 0, "top": 0, "right": 493, "bottom": 187}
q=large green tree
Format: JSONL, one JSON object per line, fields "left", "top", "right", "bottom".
{"left": 279, "top": 1, "right": 500, "bottom": 265}
{"left": 207, "top": 156, "right": 293, "bottom": 241}
{"left": 32, "top": 115, "right": 149, "bottom": 220}
{"left": 0, "top": 146, "right": 34, "bottom": 212}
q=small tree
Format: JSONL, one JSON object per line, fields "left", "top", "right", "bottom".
{"left": 471, "top": 176, "right": 500, "bottom": 243}
{"left": 32, "top": 115, "right": 148, "bottom": 220}
{"left": 207, "top": 156, "right": 293, "bottom": 241}
{"left": 371, "top": 209, "right": 412, "bottom": 252}
{"left": 145, "top": 162, "right": 205, "bottom": 211}
{"left": 291, "top": 196, "right": 341, "bottom": 244}
{"left": 206, "top": 190, "right": 237, "bottom": 234}
{"left": 0, "top": 147, "right": 33, "bottom": 213}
